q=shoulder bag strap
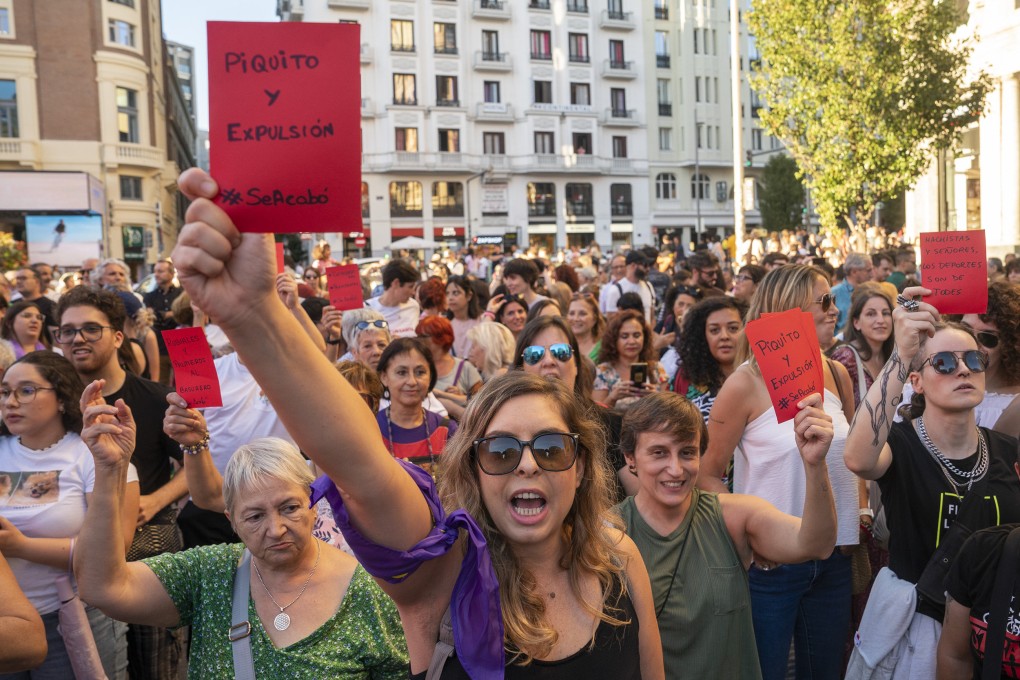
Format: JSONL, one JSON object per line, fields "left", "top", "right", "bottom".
{"left": 229, "top": 549, "right": 257, "bottom": 680}
{"left": 846, "top": 345, "right": 868, "bottom": 406}
{"left": 425, "top": 606, "right": 457, "bottom": 680}
{"left": 452, "top": 358, "right": 465, "bottom": 386}
{"left": 825, "top": 357, "right": 851, "bottom": 410}
{"left": 982, "top": 527, "right": 1020, "bottom": 680}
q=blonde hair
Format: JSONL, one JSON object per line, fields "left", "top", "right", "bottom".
{"left": 737, "top": 264, "right": 828, "bottom": 373}
{"left": 437, "top": 372, "right": 628, "bottom": 664}
{"left": 467, "top": 322, "right": 516, "bottom": 380}
{"left": 222, "top": 438, "right": 315, "bottom": 514}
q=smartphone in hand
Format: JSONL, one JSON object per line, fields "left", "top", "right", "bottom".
{"left": 630, "top": 362, "right": 648, "bottom": 385}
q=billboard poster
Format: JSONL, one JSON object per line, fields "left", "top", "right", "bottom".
{"left": 25, "top": 215, "right": 103, "bottom": 268}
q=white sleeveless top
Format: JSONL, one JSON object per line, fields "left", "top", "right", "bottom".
{"left": 734, "top": 388, "right": 860, "bottom": 546}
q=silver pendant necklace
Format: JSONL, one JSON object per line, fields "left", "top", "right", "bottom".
{"left": 252, "top": 539, "right": 321, "bottom": 631}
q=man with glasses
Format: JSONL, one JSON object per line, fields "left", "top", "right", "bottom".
{"left": 832, "top": 252, "right": 874, "bottom": 334}
{"left": 55, "top": 286, "right": 185, "bottom": 679}
{"left": 11, "top": 267, "right": 58, "bottom": 330}
{"left": 686, "top": 251, "right": 725, "bottom": 298}
{"left": 603, "top": 251, "right": 657, "bottom": 324}
{"left": 599, "top": 254, "right": 628, "bottom": 314}
{"left": 143, "top": 259, "right": 182, "bottom": 386}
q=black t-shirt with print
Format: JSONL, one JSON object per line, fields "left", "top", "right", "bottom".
{"left": 946, "top": 524, "right": 1020, "bottom": 680}
{"left": 106, "top": 372, "right": 182, "bottom": 496}
{"left": 878, "top": 422, "right": 1020, "bottom": 618}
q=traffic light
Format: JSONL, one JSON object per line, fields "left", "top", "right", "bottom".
{"left": 745, "top": 150, "right": 753, "bottom": 167}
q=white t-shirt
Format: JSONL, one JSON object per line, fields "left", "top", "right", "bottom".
{"left": 0, "top": 433, "right": 139, "bottom": 613}
{"left": 378, "top": 392, "right": 449, "bottom": 417}
{"left": 603, "top": 277, "right": 656, "bottom": 325}
{"left": 204, "top": 353, "right": 297, "bottom": 473}
{"left": 366, "top": 297, "right": 421, "bottom": 338}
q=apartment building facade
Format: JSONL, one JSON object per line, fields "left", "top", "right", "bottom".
{"left": 0, "top": 0, "right": 185, "bottom": 271}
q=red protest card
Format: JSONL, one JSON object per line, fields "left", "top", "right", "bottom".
{"left": 919, "top": 230, "right": 987, "bottom": 314}
{"left": 207, "top": 22, "right": 362, "bottom": 233}
{"left": 161, "top": 327, "right": 223, "bottom": 408}
{"left": 745, "top": 309, "right": 824, "bottom": 423}
{"left": 325, "top": 264, "right": 363, "bottom": 311}
{"left": 276, "top": 242, "right": 285, "bottom": 274}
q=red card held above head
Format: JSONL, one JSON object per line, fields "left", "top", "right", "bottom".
{"left": 325, "top": 264, "right": 363, "bottom": 311}
{"left": 161, "top": 327, "right": 223, "bottom": 409}
{"left": 919, "top": 230, "right": 987, "bottom": 315}
{"left": 207, "top": 21, "right": 362, "bottom": 234}
{"left": 745, "top": 309, "right": 824, "bottom": 423}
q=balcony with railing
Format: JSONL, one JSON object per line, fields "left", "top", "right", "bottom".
{"left": 472, "top": 0, "right": 510, "bottom": 19}
{"left": 566, "top": 200, "right": 594, "bottom": 218}
{"left": 436, "top": 98, "right": 461, "bottom": 108}
{"left": 391, "top": 97, "right": 418, "bottom": 106}
{"left": 433, "top": 199, "right": 465, "bottom": 218}
{"left": 602, "top": 108, "right": 639, "bottom": 127}
{"left": 611, "top": 200, "right": 633, "bottom": 216}
{"left": 0, "top": 139, "right": 38, "bottom": 166}
{"left": 566, "top": 0, "right": 588, "bottom": 12}
{"left": 655, "top": 6, "right": 669, "bottom": 19}
{"left": 656, "top": 54, "right": 671, "bottom": 68}
{"left": 600, "top": 9, "right": 635, "bottom": 29}
{"left": 529, "top": 0, "right": 551, "bottom": 9}
{"left": 474, "top": 50, "right": 513, "bottom": 71}
{"left": 528, "top": 199, "right": 557, "bottom": 217}
{"left": 361, "top": 97, "right": 374, "bottom": 118}
{"left": 530, "top": 50, "right": 552, "bottom": 61}
{"left": 569, "top": 52, "right": 591, "bottom": 64}
{"left": 658, "top": 103, "right": 672, "bottom": 116}
{"left": 602, "top": 59, "right": 636, "bottom": 79}
{"left": 434, "top": 45, "right": 459, "bottom": 56}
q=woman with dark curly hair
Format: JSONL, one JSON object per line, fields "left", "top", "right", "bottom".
{"left": 961, "top": 281, "right": 1020, "bottom": 438}
{"left": 592, "top": 310, "right": 667, "bottom": 411}
{"left": 670, "top": 297, "right": 745, "bottom": 421}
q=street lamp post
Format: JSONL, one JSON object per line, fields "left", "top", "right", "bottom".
{"left": 694, "top": 115, "right": 703, "bottom": 247}
{"left": 731, "top": 0, "right": 746, "bottom": 260}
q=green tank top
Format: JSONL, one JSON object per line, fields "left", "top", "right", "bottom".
{"left": 617, "top": 489, "right": 762, "bottom": 680}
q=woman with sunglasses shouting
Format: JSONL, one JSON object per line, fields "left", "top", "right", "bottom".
{"left": 167, "top": 168, "right": 664, "bottom": 680}
{"left": 843, "top": 286, "right": 1020, "bottom": 678}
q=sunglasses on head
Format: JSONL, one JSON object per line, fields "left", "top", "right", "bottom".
{"left": 813, "top": 293, "right": 833, "bottom": 312}
{"left": 355, "top": 320, "right": 389, "bottom": 331}
{"left": 472, "top": 432, "right": 579, "bottom": 476}
{"left": 521, "top": 343, "right": 573, "bottom": 366}
{"left": 919, "top": 349, "right": 988, "bottom": 375}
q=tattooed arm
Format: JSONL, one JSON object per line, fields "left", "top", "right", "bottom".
{"left": 844, "top": 286, "right": 938, "bottom": 480}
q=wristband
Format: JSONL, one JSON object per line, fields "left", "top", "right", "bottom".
{"left": 858, "top": 508, "right": 874, "bottom": 518}
{"left": 482, "top": 311, "right": 495, "bottom": 320}
{"left": 179, "top": 431, "right": 210, "bottom": 456}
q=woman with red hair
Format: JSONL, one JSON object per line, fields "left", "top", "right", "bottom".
{"left": 416, "top": 316, "right": 481, "bottom": 421}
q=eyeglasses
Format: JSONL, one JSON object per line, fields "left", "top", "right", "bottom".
{"left": 354, "top": 320, "right": 389, "bottom": 331}
{"left": 974, "top": 330, "right": 999, "bottom": 349}
{"left": 0, "top": 385, "right": 57, "bottom": 404}
{"left": 55, "top": 325, "right": 117, "bottom": 344}
{"left": 472, "top": 432, "right": 579, "bottom": 476}
{"left": 521, "top": 343, "right": 573, "bottom": 366}
{"left": 734, "top": 274, "right": 755, "bottom": 283}
{"left": 919, "top": 350, "right": 988, "bottom": 375}
{"left": 813, "top": 293, "right": 833, "bottom": 313}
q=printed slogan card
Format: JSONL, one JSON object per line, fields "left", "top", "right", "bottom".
{"left": 207, "top": 22, "right": 361, "bottom": 233}
{"left": 161, "top": 327, "right": 223, "bottom": 409}
{"left": 746, "top": 310, "right": 824, "bottom": 423}
{"left": 919, "top": 230, "right": 987, "bottom": 314}
{"left": 325, "top": 264, "right": 364, "bottom": 311}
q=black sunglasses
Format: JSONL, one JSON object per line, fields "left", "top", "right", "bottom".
{"left": 974, "top": 330, "right": 999, "bottom": 349}
{"left": 521, "top": 343, "right": 573, "bottom": 366}
{"left": 919, "top": 350, "right": 988, "bottom": 375}
{"left": 813, "top": 293, "right": 833, "bottom": 313}
{"left": 472, "top": 432, "right": 579, "bottom": 476}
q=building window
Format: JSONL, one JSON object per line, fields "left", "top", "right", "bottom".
{"left": 692, "top": 173, "right": 711, "bottom": 200}
{"left": 693, "top": 27, "right": 700, "bottom": 54}
{"left": 659, "top": 128, "right": 672, "bottom": 151}
{"left": 483, "top": 132, "right": 505, "bottom": 155}
{"left": 695, "top": 77, "right": 702, "bottom": 103}
{"left": 752, "top": 128, "right": 763, "bottom": 151}
{"left": 567, "top": 0, "right": 588, "bottom": 12}
{"left": 530, "top": 30, "right": 551, "bottom": 60}
{"left": 116, "top": 87, "right": 139, "bottom": 143}
{"left": 390, "top": 181, "right": 423, "bottom": 217}
{"left": 395, "top": 127, "right": 418, "bottom": 152}
{"left": 390, "top": 20, "right": 415, "bottom": 52}
{"left": 433, "top": 182, "right": 464, "bottom": 217}
{"left": 570, "top": 82, "right": 590, "bottom": 106}
{"left": 655, "top": 32, "right": 669, "bottom": 68}
{"left": 611, "top": 184, "right": 632, "bottom": 216}
{"left": 568, "top": 33, "right": 589, "bottom": 63}
{"left": 392, "top": 74, "right": 416, "bottom": 105}
{"left": 434, "top": 23, "right": 457, "bottom": 54}
{"left": 608, "top": 39, "right": 625, "bottom": 68}
{"left": 610, "top": 88, "right": 627, "bottom": 116}
{"left": 612, "top": 136, "right": 628, "bottom": 158}
{"left": 527, "top": 182, "right": 556, "bottom": 217}
{"left": 481, "top": 30, "right": 500, "bottom": 59}
{"left": 572, "top": 132, "right": 592, "bottom": 154}
{"left": 109, "top": 0, "right": 135, "bottom": 6}
{"left": 534, "top": 131, "right": 554, "bottom": 155}
{"left": 108, "top": 20, "right": 135, "bottom": 47}
{"left": 438, "top": 129, "right": 460, "bottom": 152}
{"left": 436, "top": 76, "right": 459, "bottom": 106}
{"left": 657, "top": 79, "right": 671, "bottom": 115}
{"left": 533, "top": 80, "right": 552, "bottom": 104}
{"left": 654, "top": 0, "right": 668, "bottom": 20}
{"left": 0, "top": 8, "right": 10, "bottom": 36}
{"left": 483, "top": 81, "right": 501, "bottom": 103}
{"left": 0, "top": 80, "right": 17, "bottom": 138}
{"left": 119, "top": 175, "right": 143, "bottom": 201}
{"left": 565, "top": 183, "right": 593, "bottom": 217}
{"left": 656, "top": 173, "right": 677, "bottom": 200}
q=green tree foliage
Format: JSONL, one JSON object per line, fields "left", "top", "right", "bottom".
{"left": 0, "top": 233, "right": 27, "bottom": 271}
{"left": 758, "top": 154, "right": 805, "bottom": 231}
{"left": 748, "top": 0, "right": 991, "bottom": 234}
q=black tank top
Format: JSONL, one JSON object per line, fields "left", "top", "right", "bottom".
{"left": 410, "top": 575, "right": 641, "bottom": 680}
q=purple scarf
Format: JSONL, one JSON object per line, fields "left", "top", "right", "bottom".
{"left": 310, "top": 460, "right": 504, "bottom": 679}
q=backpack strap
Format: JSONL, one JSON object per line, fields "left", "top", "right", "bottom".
{"left": 425, "top": 607, "right": 457, "bottom": 680}
{"left": 982, "top": 527, "right": 1020, "bottom": 680}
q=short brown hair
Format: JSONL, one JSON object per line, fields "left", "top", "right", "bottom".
{"left": 620, "top": 391, "right": 707, "bottom": 457}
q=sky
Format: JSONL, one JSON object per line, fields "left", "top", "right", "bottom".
{"left": 162, "top": 0, "right": 279, "bottom": 130}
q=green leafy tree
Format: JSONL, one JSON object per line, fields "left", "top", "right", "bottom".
{"left": 758, "top": 154, "right": 805, "bottom": 231}
{"left": 0, "top": 233, "right": 27, "bottom": 271}
{"left": 748, "top": 0, "right": 991, "bottom": 236}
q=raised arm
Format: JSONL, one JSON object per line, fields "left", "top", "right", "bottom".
{"left": 844, "top": 286, "right": 937, "bottom": 480}
{"left": 724, "top": 392, "right": 837, "bottom": 566}
{"left": 0, "top": 551, "right": 46, "bottom": 673}
{"left": 173, "top": 169, "right": 430, "bottom": 551}
{"left": 74, "top": 381, "right": 179, "bottom": 627}
{"left": 163, "top": 393, "right": 225, "bottom": 513}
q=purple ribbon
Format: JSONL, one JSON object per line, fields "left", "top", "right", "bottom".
{"left": 310, "top": 461, "right": 504, "bottom": 679}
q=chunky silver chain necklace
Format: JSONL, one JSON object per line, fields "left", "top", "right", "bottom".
{"left": 252, "top": 539, "right": 321, "bottom": 631}
{"left": 916, "top": 417, "right": 988, "bottom": 493}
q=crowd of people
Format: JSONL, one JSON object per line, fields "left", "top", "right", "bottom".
{"left": 0, "top": 168, "right": 1018, "bottom": 679}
